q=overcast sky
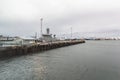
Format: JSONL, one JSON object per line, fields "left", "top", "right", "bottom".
{"left": 0, "top": 0, "right": 120, "bottom": 36}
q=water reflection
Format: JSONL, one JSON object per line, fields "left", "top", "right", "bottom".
{"left": 0, "top": 55, "right": 48, "bottom": 80}
{"left": 0, "top": 41, "right": 120, "bottom": 80}
{"left": 32, "top": 56, "right": 47, "bottom": 80}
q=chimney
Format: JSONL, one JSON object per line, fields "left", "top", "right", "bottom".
{"left": 46, "top": 28, "right": 50, "bottom": 34}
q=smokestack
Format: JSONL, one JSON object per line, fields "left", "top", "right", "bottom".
{"left": 46, "top": 28, "right": 50, "bottom": 34}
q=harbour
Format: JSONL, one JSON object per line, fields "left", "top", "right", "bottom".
{"left": 0, "top": 40, "right": 120, "bottom": 80}
{"left": 0, "top": 0, "right": 120, "bottom": 80}
{"left": 0, "top": 25, "right": 85, "bottom": 58}
{"left": 0, "top": 40, "right": 85, "bottom": 58}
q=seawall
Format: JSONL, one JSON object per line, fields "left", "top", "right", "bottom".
{"left": 0, "top": 40, "right": 85, "bottom": 58}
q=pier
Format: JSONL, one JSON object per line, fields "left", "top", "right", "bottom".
{"left": 0, "top": 40, "right": 85, "bottom": 58}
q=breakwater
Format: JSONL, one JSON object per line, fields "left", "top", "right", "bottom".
{"left": 0, "top": 40, "right": 85, "bottom": 58}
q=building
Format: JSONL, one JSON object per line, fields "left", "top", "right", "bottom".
{"left": 0, "top": 36, "right": 36, "bottom": 47}
{"left": 21, "top": 36, "right": 36, "bottom": 45}
{"left": 0, "top": 35, "right": 15, "bottom": 41}
{"left": 42, "top": 28, "right": 57, "bottom": 42}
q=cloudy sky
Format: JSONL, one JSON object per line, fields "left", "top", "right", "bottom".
{"left": 0, "top": 0, "right": 120, "bottom": 37}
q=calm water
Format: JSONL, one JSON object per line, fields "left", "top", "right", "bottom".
{"left": 0, "top": 40, "right": 120, "bottom": 80}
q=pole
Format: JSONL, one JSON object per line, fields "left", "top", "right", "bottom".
{"left": 35, "top": 32, "right": 37, "bottom": 39}
{"left": 40, "top": 18, "right": 43, "bottom": 37}
{"left": 35, "top": 32, "right": 37, "bottom": 43}
{"left": 71, "top": 27, "right": 72, "bottom": 40}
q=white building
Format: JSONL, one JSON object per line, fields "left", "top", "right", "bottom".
{"left": 0, "top": 36, "right": 36, "bottom": 47}
{"left": 0, "top": 35, "right": 15, "bottom": 41}
{"left": 42, "top": 28, "right": 57, "bottom": 42}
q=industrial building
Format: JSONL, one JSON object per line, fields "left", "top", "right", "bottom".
{"left": 0, "top": 36, "right": 36, "bottom": 47}
{"left": 42, "top": 28, "right": 57, "bottom": 42}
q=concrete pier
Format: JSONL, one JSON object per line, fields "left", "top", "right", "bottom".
{"left": 0, "top": 40, "right": 85, "bottom": 58}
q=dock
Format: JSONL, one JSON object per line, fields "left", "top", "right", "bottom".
{"left": 0, "top": 40, "right": 85, "bottom": 58}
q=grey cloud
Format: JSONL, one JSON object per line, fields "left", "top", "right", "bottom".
{"left": 1, "top": 0, "right": 120, "bottom": 36}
